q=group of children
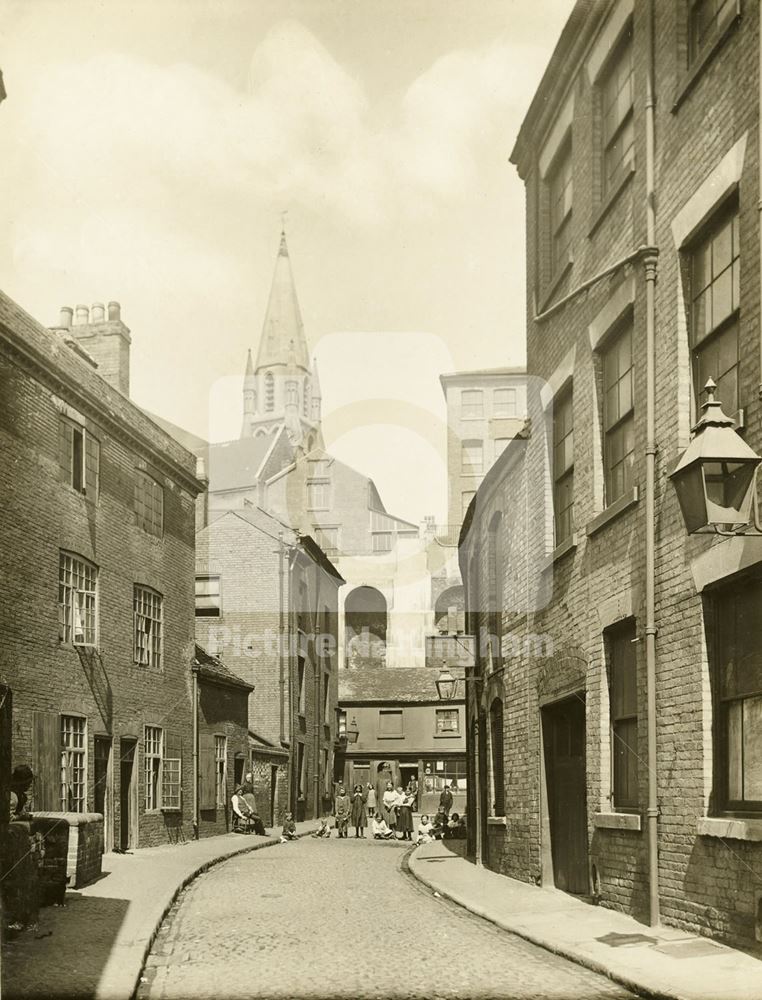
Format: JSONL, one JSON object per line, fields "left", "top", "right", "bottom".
{"left": 299, "top": 807, "right": 467, "bottom": 844}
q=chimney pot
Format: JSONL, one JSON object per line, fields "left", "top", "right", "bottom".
{"left": 59, "top": 306, "right": 73, "bottom": 330}
{"left": 74, "top": 304, "right": 89, "bottom": 326}
{"left": 91, "top": 302, "right": 105, "bottom": 323}
{"left": 108, "top": 301, "right": 121, "bottom": 321}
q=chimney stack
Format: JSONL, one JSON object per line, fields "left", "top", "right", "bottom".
{"left": 59, "top": 306, "right": 73, "bottom": 330}
{"left": 65, "top": 297, "right": 132, "bottom": 397}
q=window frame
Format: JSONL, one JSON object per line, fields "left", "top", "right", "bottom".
{"left": 134, "top": 585, "right": 163, "bottom": 669}
{"left": 688, "top": 0, "right": 738, "bottom": 67}
{"left": 378, "top": 709, "right": 404, "bottom": 738}
{"left": 58, "top": 551, "right": 98, "bottom": 647}
{"left": 461, "top": 439, "right": 483, "bottom": 476}
{"left": 606, "top": 620, "right": 639, "bottom": 812}
{"left": 547, "top": 138, "right": 573, "bottom": 281}
{"left": 601, "top": 320, "right": 635, "bottom": 506}
{"left": 435, "top": 708, "right": 460, "bottom": 735}
{"left": 215, "top": 734, "right": 227, "bottom": 808}
{"left": 493, "top": 387, "right": 518, "bottom": 418}
{"left": 144, "top": 725, "right": 163, "bottom": 812}
{"left": 297, "top": 654, "right": 306, "bottom": 717}
{"left": 195, "top": 575, "right": 221, "bottom": 618}
{"left": 461, "top": 389, "right": 484, "bottom": 420}
{"left": 687, "top": 201, "right": 741, "bottom": 422}
{"left": 711, "top": 577, "right": 762, "bottom": 815}
{"left": 489, "top": 698, "right": 505, "bottom": 817}
{"left": 552, "top": 384, "right": 574, "bottom": 545}
{"left": 599, "top": 25, "right": 634, "bottom": 200}
{"left": 134, "top": 470, "right": 164, "bottom": 538}
{"left": 60, "top": 714, "right": 87, "bottom": 813}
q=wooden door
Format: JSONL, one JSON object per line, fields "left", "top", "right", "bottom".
{"left": 542, "top": 696, "right": 588, "bottom": 895}
{"left": 119, "top": 739, "right": 137, "bottom": 851}
{"left": 94, "top": 737, "right": 113, "bottom": 853}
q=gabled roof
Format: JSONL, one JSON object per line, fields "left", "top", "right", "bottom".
{"left": 143, "top": 408, "right": 209, "bottom": 454}
{"left": 339, "top": 666, "right": 465, "bottom": 704}
{"left": 193, "top": 644, "right": 253, "bottom": 692}
{"left": 254, "top": 231, "right": 310, "bottom": 374}
{"left": 203, "top": 433, "right": 288, "bottom": 492}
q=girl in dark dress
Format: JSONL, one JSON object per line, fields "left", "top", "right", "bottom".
{"left": 349, "top": 784, "right": 367, "bottom": 838}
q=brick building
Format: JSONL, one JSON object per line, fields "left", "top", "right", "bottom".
{"left": 194, "top": 506, "right": 344, "bottom": 823}
{"left": 0, "top": 294, "right": 205, "bottom": 851}
{"left": 338, "top": 666, "right": 466, "bottom": 818}
{"left": 460, "top": 0, "right": 762, "bottom": 954}
{"left": 440, "top": 367, "right": 527, "bottom": 532}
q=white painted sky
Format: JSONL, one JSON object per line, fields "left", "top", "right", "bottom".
{"left": 1, "top": 0, "right": 574, "bottom": 524}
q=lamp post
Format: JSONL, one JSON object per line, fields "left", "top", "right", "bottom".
{"left": 670, "top": 380, "right": 762, "bottom": 535}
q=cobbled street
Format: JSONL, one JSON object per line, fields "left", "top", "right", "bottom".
{"left": 138, "top": 838, "right": 637, "bottom": 1000}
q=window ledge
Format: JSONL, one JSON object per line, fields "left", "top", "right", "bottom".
{"left": 487, "top": 816, "right": 507, "bottom": 826}
{"left": 540, "top": 533, "right": 578, "bottom": 572}
{"left": 377, "top": 734, "right": 405, "bottom": 740}
{"left": 539, "top": 256, "right": 574, "bottom": 314}
{"left": 594, "top": 811, "right": 642, "bottom": 832}
{"left": 586, "top": 487, "right": 640, "bottom": 537}
{"left": 588, "top": 167, "right": 635, "bottom": 238}
{"left": 697, "top": 817, "right": 762, "bottom": 842}
{"left": 672, "top": 10, "right": 741, "bottom": 113}
{"left": 433, "top": 732, "right": 461, "bottom": 739}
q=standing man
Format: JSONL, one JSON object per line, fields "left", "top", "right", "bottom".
{"left": 438, "top": 782, "right": 453, "bottom": 819}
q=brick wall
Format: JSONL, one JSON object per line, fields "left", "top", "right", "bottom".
{"left": 0, "top": 295, "right": 200, "bottom": 851}
{"left": 462, "top": 1, "right": 762, "bottom": 953}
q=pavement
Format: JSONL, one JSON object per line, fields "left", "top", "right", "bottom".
{"left": 408, "top": 839, "right": 762, "bottom": 1000}
{"left": 1, "top": 821, "right": 313, "bottom": 1000}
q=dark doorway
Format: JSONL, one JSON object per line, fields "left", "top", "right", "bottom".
{"left": 399, "top": 764, "right": 418, "bottom": 793}
{"left": 119, "top": 738, "right": 137, "bottom": 852}
{"left": 542, "top": 695, "right": 588, "bottom": 895}
{"left": 233, "top": 753, "right": 245, "bottom": 790}
{"left": 94, "top": 737, "right": 113, "bottom": 853}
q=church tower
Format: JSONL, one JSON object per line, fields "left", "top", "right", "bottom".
{"left": 240, "top": 229, "right": 322, "bottom": 451}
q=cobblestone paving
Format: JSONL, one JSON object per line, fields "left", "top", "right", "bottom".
{"left": 139, "top": 838, "right": 637, "bottom": 1000}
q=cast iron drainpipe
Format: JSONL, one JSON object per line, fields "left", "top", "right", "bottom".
{"left": 278, "top": 531, "right": 286, "bottom": 747}
{"left": 191, "top": 662, "right": 200, "bottom": 839}
{"left": 644, "top": 0, "right": 660, "bottom": 929}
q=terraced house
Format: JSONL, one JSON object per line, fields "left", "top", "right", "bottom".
{"left": 461, "top": 0, "right": 762, "bottom": 954}
{"left": 0, "top": 294, "right": 205, "bottom": 851}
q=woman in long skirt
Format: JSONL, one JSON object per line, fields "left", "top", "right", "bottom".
{"left": 350, "top": 784, "right": 367, "bottom": 838}
{"left": 381, "top": 781, "right": 397, "bottom": 830}
{"left": 395, "top": 784, "right": 413, "bottom": 840}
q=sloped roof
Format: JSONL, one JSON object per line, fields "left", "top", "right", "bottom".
{"left": 193, "top": 644, "right": 253, "bottom": 691}
{"left": 255, "top": 231, "right": 310, "bottom": 373}
{"left": 143, "top": 409, "right": 208, "bottom": 454}
{"left": 203, "top": 435, "right": 284, "bottom": 492}
{"left": 339, "top": 666, "right": 465, "bottom": 704}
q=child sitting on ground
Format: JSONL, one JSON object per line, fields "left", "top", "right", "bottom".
{"left": 312, "top": 815, "right": 331, "bottom": 838}
{"left": 371, "top": 811, "right": 394, "bottom": 839}
{"left": 447, "top": 812, "right": 466, "bottom": 839}
{"left": 280, "top": 812, "right": 297, "bottom": 842}
{"left": 415, "top": 814, "right": 433, "bottom": 845}
{"left": 430, "top": 809, "right": 447, "bottom": 840}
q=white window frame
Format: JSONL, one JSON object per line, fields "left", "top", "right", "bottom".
{"left": 195, "top": 575, "right": 221, "bottom": 617}
{"left": 461, "top": 440, "right": 483, "bottom": 475}
{"left": 134, "top": 585, "right": 163, "bottom": 668}
{"left": 215, "top": 735, "right": 227, "bottom": 808}
{"left": 436, "top": 708, "right": 460, "bottom": 734}
{"left": 461, "top": 389, "right": 483, "bottom": 419}
{"left": 58, "top": 552, "right": 98, "bottom": 647}
{"left": 493, "top": 388, "right": 518, "bottom": 418}
{"left": 144, "top": 725, "right": 163, "bottom": 811}
{"left": 61, "top": 715, "right": 87, "bottom": 812}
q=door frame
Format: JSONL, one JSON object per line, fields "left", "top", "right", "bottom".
{"left": 119, "top": 738, "right": 139, "bottom": 851}
{"left": 540, "top": 692, "right": 589, "bottom": 895}
{"left": 93, "top": 735, "right": 114, "bottom": 854}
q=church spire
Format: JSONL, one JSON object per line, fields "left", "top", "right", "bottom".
{"left": 254, "top": 228, "right": 309, "bottom": 374}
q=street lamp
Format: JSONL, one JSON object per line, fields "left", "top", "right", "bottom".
{"left": 436, "top": 664, "right": 458, "bottom": 701}
{"left": 346, "top": 715, "right": 360, "bottom": 744}
{"left": 670, "top": 379, "right": 762, "bottom": 535}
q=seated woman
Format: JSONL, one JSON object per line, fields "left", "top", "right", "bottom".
{"left": 371, "top": 811, "right": 394, "bottom": 839}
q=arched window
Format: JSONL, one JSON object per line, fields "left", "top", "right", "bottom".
{"left": 488, "top": 512, "right": 503, "bottom": 668}
{"left": 303, "top": 384, "right": 310, "bottom": 417}
{"left": 489, "top": 697, "right": 505, "bottom": 816}
{"left": 265, "top": 372, "right": 274, "bottom": 412}
{"left": 286, "top": 381, "right": 298, "bottom": 407}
